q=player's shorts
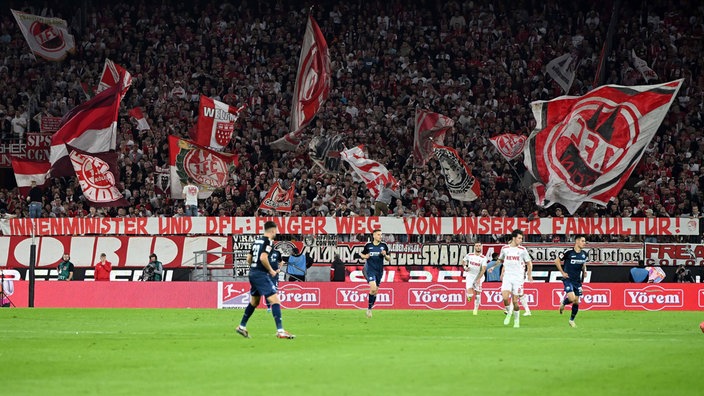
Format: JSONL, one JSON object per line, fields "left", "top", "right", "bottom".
{"left": 501, "top": 277, "right": 524, "bottom": 295}
{"left": 249, "top": 270, "right": 278, "bottom": 297}
{"left": 562, "top": 279, "right": 583, "bottom": 296}
{"left": 466, "top": 274, "right": 485, "bottom": 291}
{"left": 364, "top": 265, "right": 383, "bottom": 286}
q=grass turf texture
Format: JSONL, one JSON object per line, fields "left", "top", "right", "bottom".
{"left": 1, "top": 309, "right": 701, "bottom": 396}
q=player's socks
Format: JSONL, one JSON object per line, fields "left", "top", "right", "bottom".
{"left": 473, "top": 294, "right": 481, "bottom": 314}
{"left": 368, "top": 294, "right": 377, "bottom": 310}
{"left": 563, "top": 297, "right": 570, "bottom": 305}
{"left": 570, "top": 304, "right": 579, "bottom": 321}
{"left": 271, "top": 303, "right": 283, "bottom": 331}
{"left": 240, "top": 303, "right": 256, "bottom": 327}
{"left": 520, "top": 295, "right": 531, "bottom": 315}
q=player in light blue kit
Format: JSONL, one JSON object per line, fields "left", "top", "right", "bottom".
{"left": 555, "top": 234, "right": 588, "bottom": 328}
{"left": 359, "top": 229, "right": 391, "bottom": 318}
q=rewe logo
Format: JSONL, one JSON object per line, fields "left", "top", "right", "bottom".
{"left": 336, "top": 284, "right": 394, "bottom": 309}
{"left": 552, "top": 286, "right": 611, "bottom": 310}
{"left": 482, "top": 287, "right": 539, "bottom": 308}
{"left": 219, "top": 283, "right": 250, "bottom": 308}
{"left": 624, "top": 286, "right": 683, "bottom": 311}
{"left": 408, "top": 285, "right": 465, "bottom": 310}
{"left": 278, "top": 283, "right": 321, "bottom": 309}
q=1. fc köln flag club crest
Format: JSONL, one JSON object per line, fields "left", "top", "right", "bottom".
{"left": 168, "top": 136, "right": 238, "bottom": 199}
{"left": 524, "top": 79, "right": 683, "bottom": 214}
{"left": 413, "top": 109, "right": 453, "bottom": 167}
{"left": 259, "top": 181, "right": 296, "bottom": 212}
{"left": 11, "top": 9, "right": 75, "bottom": 61}
{"left": 195, "top": 95, "right": 245, "bottom": 151}
{"left": 489, "top": 133, "right": 527, "bottom": 161}
{"left": 68, "top": 146, "right": 129, "bottom": 207}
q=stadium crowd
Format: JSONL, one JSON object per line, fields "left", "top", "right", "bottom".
{"left": 0, "top": 0, "right": 703, "bottom": 243}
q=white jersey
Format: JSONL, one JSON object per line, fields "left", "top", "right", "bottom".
{"left": 498, "top": 245, "right": 532, "bottom": 280}
{"left": 183, "top": 184, "right": 199, "bottom": 206}
{"left": 462, "top": 253, "right": 488, "bottom": 277}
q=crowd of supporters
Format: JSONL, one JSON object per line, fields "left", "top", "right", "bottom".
{"left": 0, "top": 0, "right": 703, "bottom": 243}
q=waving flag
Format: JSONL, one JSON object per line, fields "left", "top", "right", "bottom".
{"left": 50, "top": 82, "right": 127, "bottom": 177}
{"left": 11, "top": 158, "right": 50, "bottom": 197}
{"left": 195, "top": 95, "right": 245, "bottom": 150}
{"left": 631, "top": 50, "right": 658, "bottom": 83}
{"left": 524, "top": 80, "right": 683, "bottom": 214}
{"left": 546, "top": 53, "right": 579, "bottom": 93}
{"left": 340, "top": 145, "right": 397, "bottom": 199}
{"left": 11, "top": 9, "right": 75, "bottom": 61}
{"left": 413, "top": 109, "right": 453, "bottom": 167}
{"left": 96, "top": 59, "right": 132, "bottom": 94}
{"left": 490, "top": 133, "right": 527, "bottom": 161}
{"left": 309, "top": 134, "right": 344, "bottom": 173}
{"left": 128, "top": 107, "right": 150, "bottom": 131}
{"left": 271, "top": 15, "right": 331, "bottom": 151}
{"left": 258, "top": 181, "right": 296, "bottom": 212}
{"left": 433, "top": 144, "right": 481, "bottom": 202}
{"left": 169, "top": 136, "right": 238, "bottom": 199}
{"left": 68, "top": 146, "right": 129, "bottom": 207}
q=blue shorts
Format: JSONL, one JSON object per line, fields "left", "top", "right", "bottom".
{"left": 364, "top": 265, "right": 383, "bottom": 286}
{"left": 249, "top": 270, "right": 278, "bottom": 298}
{"left": 562, "top": 279, "right": 583, "bottom": 296}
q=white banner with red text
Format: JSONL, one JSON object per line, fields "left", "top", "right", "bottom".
{"left": 3, "top": 279, "right": 702, "bottom": 310}
{"left": 645, "top": 243, "right": 704, "bottom": 266}
{"left": 0, "top": 216, "right": 697, "bottom": 236}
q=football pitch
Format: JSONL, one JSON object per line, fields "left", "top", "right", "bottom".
{"left": 1, "top": 308, "right": 701, "bottom": 396}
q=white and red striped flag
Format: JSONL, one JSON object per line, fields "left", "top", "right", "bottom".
{"left": 631, "top": 50, "right": 658, "bottom": 83}
{"left": 258, "top": 181, "right": 296, "bottom": 212}
{"left": 11, "top": 9, "right": 75, "bottom": 61}
{"left": 50, "top": 81, "right": 128, "bottom": 178}
{"left": 413, "top": 109, "right": 453, "bottom": 167}
{"left": 128, "top": 107, "right": 150, "bottom": 131}
{"left": 340, "top": 145, "right": 397, "bottom": 199}
{"left": 11, "top": 158, "right": 50, "bottom": 197}
{"left": 271, "top": 15, "right": 331, "bottom": 151}
{"left": 96, "top": 59, "right": 132, "bottom": 94}
{"left": 195, "top": 95, "right": 245, "bottom": 151}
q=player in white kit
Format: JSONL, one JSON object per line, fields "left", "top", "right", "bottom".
{"left": 461, "top": 241, "right": 488, "bottom": 315}
{"left": 496, "top": 229, "right": 533, "bottom": 328}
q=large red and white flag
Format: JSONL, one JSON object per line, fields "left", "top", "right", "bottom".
{"left": 546, "top": 53, "right": 579, "bottom": 93}
{"left": 195, "top": 95, "right": 244, "bottom": 151}
{"left": 524, "top": 80, "right": 683, "bottom": 214}
{"left": 50, "top": 82, "right": 127, "bottom": 177}
{"left": 258, "top": 181, "right": 296, "bottom": 213}
{"left": 11, "top": 158, "right": 50, "bottom": 197}
{"left": 340, "top": 145, "right": 397, "bottom": 199}
{"left": 413, "top": 109, "right": 453, "bottom": 167}
{"left": 68, "top": 146, "right": 129, "bottom": 207}
{"left": 96, "top": 59, "right": 132, "bottom": 94}
{"left": 128, "top": 107, "right": 150, "bottom": 131}
{"left": 11, "top": 9, "right": 75, "bottom": 62}
{"left": 433, "top": 144, "right": 481, "bottom": 202}
{"left": 271, "top": 15, "right": 331, "bottom": 151}
{"left": 489, "top": 133, "right": 527, "bottom": 161}
{"left": 631, "top": 50, "right": 658, "bottom": 83}
{"left": 168, "top": 136, "right": 239, "bottom": 199}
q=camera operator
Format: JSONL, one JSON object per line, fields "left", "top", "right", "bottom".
{"left": 140, "top": 253, "right": 164, "bottom": 281}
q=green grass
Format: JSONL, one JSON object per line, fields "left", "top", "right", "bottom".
{"left": 1, "top": 308, "right": 702, "bottom": 396}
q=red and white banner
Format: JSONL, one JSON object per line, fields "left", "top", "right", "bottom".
{"left": 194, "top": 95, "right": 244, "bottom": 150}
{"left": 0, "top": 216, "right": 696, "bottom": 237}
{"left": 258, "top": 181, "right": 295, "bottom": 212}
{"left": 10, "top": 158, "right": 50, "bottom": 197}
{"left": 127, "top": 107, "right": 150, "bottom": 131}
{"left": 433, "top": 144, "right": 480, "bottom": 201}
{"left": 271, "top": 15, "right": 331, "bottom": 151}
{"left": 96, "top": 59, "right": 132, "bottom": 94}
{"left": 524, "top": 79, "right": 683, "bottom": 214}
{"left": 69, "top": 146, "right": 129, "bottom": 207}
{"left": 631, "top": 50, "right": 658, "bottom": 83}
{"left": 40, "top": 116, "right": 62, "bottom": 133}
{"left": 11, "top": 9, "right": 75, "bottom": 61}
{"left": 169, "top": 135, "right": 239, "bottom": 199}
{"left": 489, "top": 133, "right": 527, "bottom": 161}
{"left": 413, "top": 109, "right": 453, "bottom": 167}
{"left": 50, "top": 82, "right": 127, "bottom": 177}
{"left": 645, "top": 243, "right": 704, "bottom": 266}
{"left": 546, "top": 53, "right": 578, "bottom": 93}
{"left": 340, "top": 145, "right": 397, "bottom": 199}
{"left": 4, "top": 281, "right": 701, "bottom": 310}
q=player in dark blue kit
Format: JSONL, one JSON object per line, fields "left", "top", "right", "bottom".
{"left": 265, "top": 246, "right": 283, "bottom": 313}
{"left": 360, "top": 229, "right": 391, "bottom": 318}
{"left": 555, "top": 235, "right": 588, "bottom": 328}
{"left": 236, "top": 221, "right": 295, "bottom": 339}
